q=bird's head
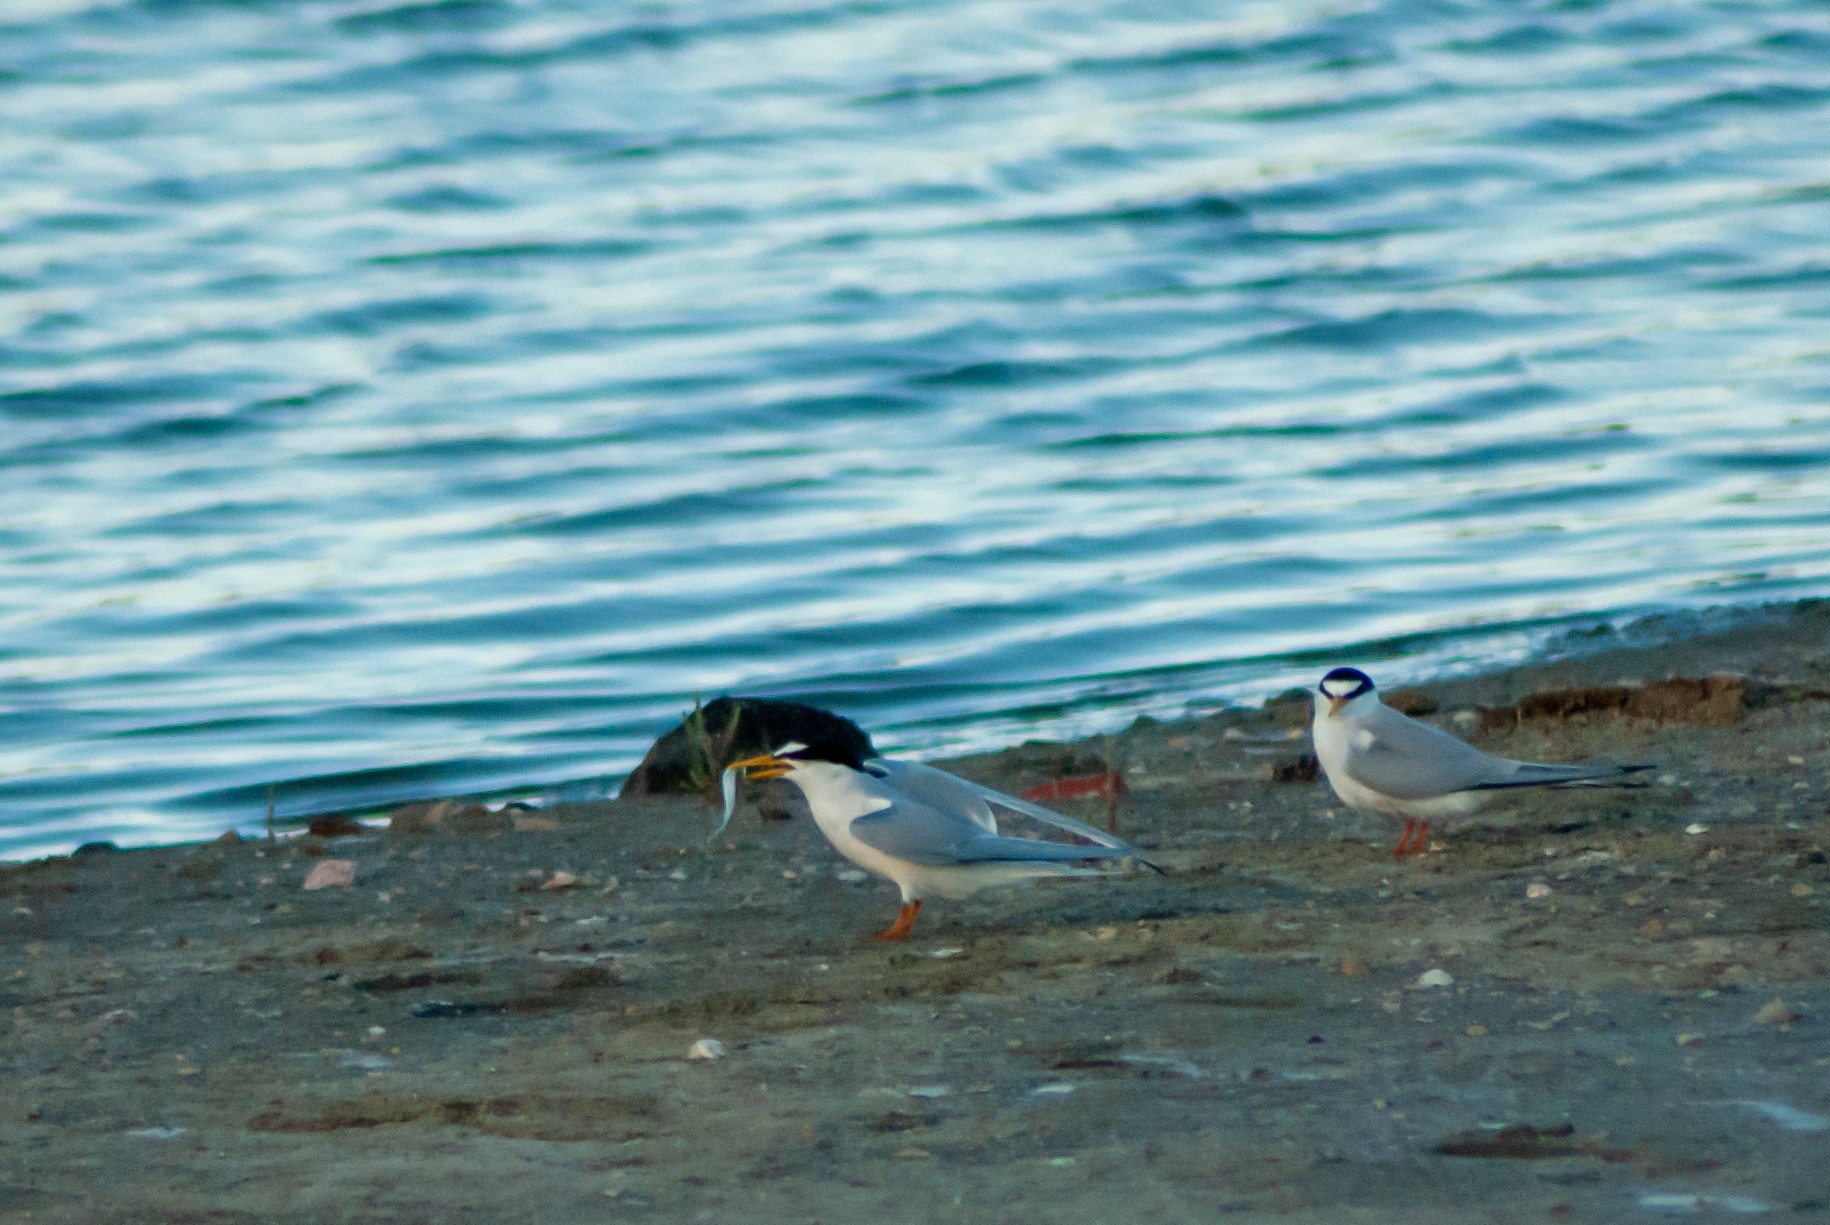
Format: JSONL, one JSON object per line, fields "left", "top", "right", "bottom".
{"left": 1316, "top": 667, "right": 1375, "bottom": 717}
{"left": 725, "top": 737, "right": 869, "bottom": 780}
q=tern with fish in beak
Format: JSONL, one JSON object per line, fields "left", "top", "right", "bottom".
{"left": 721, "top": 738, "right": 1161, "bottom": 941}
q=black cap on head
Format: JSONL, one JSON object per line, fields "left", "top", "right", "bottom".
{"left": 1318, "top": 667, "right": 1374, "bottom": 700}
{"left": 777, "top": 738, "right": 868, "bottom": 771}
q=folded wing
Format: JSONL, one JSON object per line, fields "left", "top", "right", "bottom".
{"left": 1348, "top": 707, "right": 1651, "bottom": 798}
{"left": 849, "top": 794, "right": 1140, "bottom": 867}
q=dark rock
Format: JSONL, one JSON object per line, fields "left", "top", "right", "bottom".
{"left": 1264, "top": 689, "right": 1313, "bottom": 729}
{"left": 385, "top": 798, "right": 507, "bottom": 835}
{"left": 1478, "top": 674, "right": 1750, "bottom": 733}
{"left": 620, "top": 697, "right": 874, "bottom": 798}
{"left": 444, "top": 804, "right": 512, "bottom": 834}
{"left": 1383, "top": 688, "right": 1438, "bottom": 716}
{"left": 307, "top": 814, "right": 366, "bottom": 838}
{"left": 1270, "top": 755, "right": 1321, "bottom": 784}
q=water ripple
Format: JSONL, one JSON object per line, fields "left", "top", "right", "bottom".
{"left": 2, "top": 0, "right": 1829, "bottom": 857}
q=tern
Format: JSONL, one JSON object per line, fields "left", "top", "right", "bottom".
{"left": 1311, "top": 667, "right": 1651, "bottom": 856}
{"left": 722, "top": 738, "right": 1161, "bottom": 941}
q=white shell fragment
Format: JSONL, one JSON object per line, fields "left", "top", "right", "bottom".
{"left": 687, "top": 1038, "right": 727, "bottom": 1062}
{"left": 1411, "top": 969, "right": 1454, "bottom": 989}
{"left": 1526, "top": 883, "right": 1552, "bottom": 899}
{"left": 1736, "top": 1100, "right": 1828, "bottom": 1133}
{"left": 1637, "top": 1191, "right": 1771, "bottom": 1214}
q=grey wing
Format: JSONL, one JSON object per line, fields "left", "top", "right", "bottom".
{"left": 950, "top": 774, "right": 1133, "bottom": 851}
{"left": 1347, "top": 707, "right": 1647, "bottom": 797}
{"left": 871, "top": 760, "right": 1132, "bottom": 850}
{"left": 866, "top": 760, "right": 997, "bottom": 834}
{"left": 847, "top": 794, "right": 1013, "bottom": 866}
{"left": 1344, "top": 706, "right": 1512, "bottom": 799}
{"left": 849, "top": 795, "right": 1135, "bottom": 867}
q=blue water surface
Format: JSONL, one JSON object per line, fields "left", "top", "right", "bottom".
{"left": 3, "top": 0, "right": 1830, "bottom": 857}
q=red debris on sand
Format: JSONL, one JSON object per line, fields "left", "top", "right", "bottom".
{"left": 1020, "top": 772, "right": 1126, "bottom": 803}
{"left": 1019, "top": 771, "right": 1127, "bottom": 835}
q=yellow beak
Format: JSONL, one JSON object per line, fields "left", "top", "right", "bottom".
{"left": 725, "top": 751, "right": 792, "bottom": 780}
{"left": 1327, "top": 695, "right": 1348, "bottom": 717}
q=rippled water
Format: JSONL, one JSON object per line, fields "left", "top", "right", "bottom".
{"left": 4, "top": 0, "right": 1830, "bottom": 858}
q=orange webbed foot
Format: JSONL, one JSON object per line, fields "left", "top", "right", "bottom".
{"left": 871, "top": 900, "right": 922, "bottom": 942}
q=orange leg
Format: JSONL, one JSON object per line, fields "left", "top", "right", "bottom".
{"left": 1392, "top": 818, "right": 1418, "bottom": 858}
{"left": 872, "top": 900, "right": 922, "bottom": 942}
{"left": 1392, "top": 820, "right": 1432, "bottom": 858}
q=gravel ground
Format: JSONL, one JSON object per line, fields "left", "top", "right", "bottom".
{"left": 4, "top": 602, "right": 1828, "bottom": 1223}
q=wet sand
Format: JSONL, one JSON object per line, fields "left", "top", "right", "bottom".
{"left": 4, "top": 601, "right": 1828, "bottom": 1222}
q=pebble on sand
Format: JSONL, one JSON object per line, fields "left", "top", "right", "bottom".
{"left": 688, "top": 1038, "right": 727, "bottom": 1061}
{"left": 1754, "top": 998, "right": 1802, "bottom": 1026}
{"left": 1526, "top": 883, "right": 1552, "bottom": 899}
{"left": 1411, "top": 969, "right": 1454, "bottom": 989}
{"left": 302, "top": 860, "right": 356, "bottom": 890}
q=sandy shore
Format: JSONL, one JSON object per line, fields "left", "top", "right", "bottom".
{"left": 4, "top": 601, "right": 1828, "bottom": 1222}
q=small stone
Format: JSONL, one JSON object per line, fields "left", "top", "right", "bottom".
{"left": 835, "top": 869, "right": 869, "bottom": 884}
{"left": 1465, "top": 1024, "right": 1487, "bottom": 1037}
{"left": 687, "top": 1038, "right": 726, "bottom": 1061}
{"left": 1686, "top": 823, "right": 1708, "bottom": 836}
{"left": 512, "top": 814, "right": 560, "bottom": 833}
{"left": 540, "top": 871, "right": 579, "bottom": 891}
{"left": 929, "top": 948, "right": 965, "bottom": 960}
{"left": 907, "top": 1085, "right": 951, "bottom": 1099}
{"left": 1526, "top": 883, "right": 1552, "bottom": 899}
{"left": 1411, "top": 969, "right": 1454, "bottom": 989}
{"left": 1755, "top": 998, "right": 1802, "bottom": 1026}
{"left": 668, "top": 869, "right": 688, "bottom": 882}
{"left": 1675, "top": 1032, "right": 1703, "bottom": 1047}
{"left": 302, "top": 860, "right": 356, "bottom": 890}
